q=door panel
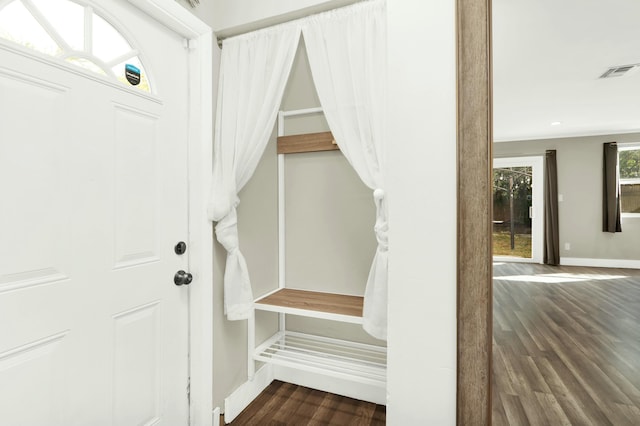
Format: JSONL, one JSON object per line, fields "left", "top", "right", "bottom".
{"left": 0, "top": 1, "right": 190, "bottom": 424}
{"left": 0, "top": 69, "right": 71, "bottom": 293}
{"left": 113, "top": 104, "right": 161, "bottom": 269}
{"left": 0, "top": 332, "right": 68, "bottom": 426}
{"left": 113, "top": 302, "right": 162, "bottom": 426}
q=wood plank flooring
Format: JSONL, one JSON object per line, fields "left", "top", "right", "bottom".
{"left": 224, "top": 381, "right": 385, "bottom": 425}
{"left": 492, "top": 262, "right": 640, "bottom": 425}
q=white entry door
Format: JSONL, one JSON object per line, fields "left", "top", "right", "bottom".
{"left": 0, "top": 1, "right": 191, "bottom": 424}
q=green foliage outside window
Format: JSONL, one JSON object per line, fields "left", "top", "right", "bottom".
{"left": 619, "top": 149, "right": 640, "bottom": 179}
{"left": 620, "top": 148, "right": 640, "bottom": 214}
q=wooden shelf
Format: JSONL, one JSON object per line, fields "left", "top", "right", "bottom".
{"left": 255, "top": 288, "right": 363, "bottom": 324}
{"left": 277, "top": 131, "right": 339, "bottom": 154}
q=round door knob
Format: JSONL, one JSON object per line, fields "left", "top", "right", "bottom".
{"left": 174, "top": 270, "right": 193, "bottom": 286}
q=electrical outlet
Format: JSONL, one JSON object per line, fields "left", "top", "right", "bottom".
{"left": 558, "top": 194, "right": 564, "bottom": 202}
{"left": 564, "top": 243, "right": 571, "bottom": 251}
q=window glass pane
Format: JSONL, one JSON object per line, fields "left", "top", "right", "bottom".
{"left": 493, "top": 166, "right": 533, "bottom": 258}
{"left": 31, "top": 0, "right": 84, "bottom": 51}
{"left": 621, "top": 183, "right": 640, "bottom": 214}
{"left": 0, "top": 0, "right": 61, "bottom": 56}
{"left": 619, "top": 149, "right": 640, "bottom": 179}
{"left": 93, "top": 13, "right": 131, "bottom": 63}
{"left": 112, "top": 56, "right": 151, "bottom": 92}
{"left": 0, "top": 1, "right": 152, "bottom": 90}
{"left": 65, "top": 56, "right": 106, "bottom": 75}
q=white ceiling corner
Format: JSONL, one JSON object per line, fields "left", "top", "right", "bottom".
{"left": 492, "top": 0, "right": 640, "bottom": 142}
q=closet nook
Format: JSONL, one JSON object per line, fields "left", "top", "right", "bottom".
{"left": 209, "top": 1, "right": 388, "bottom": 419}
{"left": 246, "top": 107, "right": 386, "bottom": 405}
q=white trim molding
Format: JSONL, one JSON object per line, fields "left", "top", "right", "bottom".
{"left": 124, "top": 2, "right": 214, "bottom": 426}
{"left": 561, "top": 257, "right": 640, "bottom": 269}
{"left": 273, "top": 364, "right": 386, "bottom": 405}
{"left": 224, "top": 364, "right": 275, "bottom": 423}
{"left": 127, "top": 0, "right": 210, "bottom": 38}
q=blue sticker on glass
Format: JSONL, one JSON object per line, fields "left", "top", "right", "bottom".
{"left": 125, "top": 64, "right": 141, "bottom": 86}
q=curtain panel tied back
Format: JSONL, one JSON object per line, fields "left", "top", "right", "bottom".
{"left": 208, "top": 24, "right": 301, "bottom": 320}
{"left": 365, "top": 188, "right": 388, "bottom": 339}
{"left": 303, "top": 0, "right": 388, "bottom": 339}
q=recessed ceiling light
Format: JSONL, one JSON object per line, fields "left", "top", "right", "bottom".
{"left": 551, "top": 121, "right": 562, "bottom": 126}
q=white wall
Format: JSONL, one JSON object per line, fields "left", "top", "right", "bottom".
{"left": 212, "top": 0, "right": 360, "bottom": 37}
{"left": 386, "top": 0, "right": 457, "bottom": 424}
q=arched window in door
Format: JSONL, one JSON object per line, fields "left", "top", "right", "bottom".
{"left": 0, "top": 0, "right": 152, "bottom": 92}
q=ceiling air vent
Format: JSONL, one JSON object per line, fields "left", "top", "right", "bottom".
{"left": 599, "top": 64, "right": 639, "bottom": 79}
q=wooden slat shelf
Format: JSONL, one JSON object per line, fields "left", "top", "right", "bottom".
{"left": 255, "top": 289, "right": 363, "bottom": 324}
{"left": 277, "top": 131, "right": 339, "bottom": 154}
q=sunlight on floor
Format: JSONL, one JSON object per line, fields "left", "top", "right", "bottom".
{"left": 494, "top": 273, "right": 628, "bottom": 284}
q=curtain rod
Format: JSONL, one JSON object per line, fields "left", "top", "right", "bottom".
{"left": 215, "top": 0, "right": 364, "bottom": 48}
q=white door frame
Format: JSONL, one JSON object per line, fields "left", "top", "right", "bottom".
{"left": 126, "top": 1, "right": 214, "bottom": 425}
{"left": 493, "top": 155, "right": 544, "bottom": 264}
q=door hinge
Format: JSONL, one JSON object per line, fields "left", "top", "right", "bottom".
{"left": 187, "top": 376, "right": 191, "bottom": 404}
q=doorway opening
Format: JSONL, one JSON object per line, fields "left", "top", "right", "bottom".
{"left": 492, "top": 156, "right": 543, "bottom": 263}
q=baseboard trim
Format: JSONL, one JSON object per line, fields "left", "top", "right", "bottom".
{"left": 493, "top": 256, "right": 539, "bottom": 264}
{"left": 273, "top": 364, "right": 387, "bottom": 405}
{"left": 561, "top": 257, "right": 640, "bottom": 269}
{"left": 212, "top": 407, "right": 220, "bottom": 426}
{"left": 223, "top": 364, "right": 274, "bottom": 423}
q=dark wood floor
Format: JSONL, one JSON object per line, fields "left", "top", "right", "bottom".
{"left": 224, "top": 381, "right": 385, "bottom": 425}
{"left": 492, "top": 262, "right": 640, "bottom": 425}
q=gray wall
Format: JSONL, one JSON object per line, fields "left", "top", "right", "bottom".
{"left": 494, "top": 132, "right": 640, "bottom": 261}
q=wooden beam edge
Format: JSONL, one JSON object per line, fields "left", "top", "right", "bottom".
{"left": 277, "top": 131, "right": 339, "bottom": 154}
{"left": 456, "top": 0, "right": 493, "bottom": 425}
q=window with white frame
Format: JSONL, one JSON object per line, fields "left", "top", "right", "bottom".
{"left": 0, "top": 0, "right": 151, "bottom": 92}
{"left": 619, "top": 144, "right": 640, "bottom": 215}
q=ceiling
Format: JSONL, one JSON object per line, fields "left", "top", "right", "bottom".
{"left": 492, "top": 0, "right": 640, "bottom": 142}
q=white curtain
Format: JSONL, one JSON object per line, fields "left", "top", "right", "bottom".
{"left": 303, "top": 0, "right": 388, "bottom": 339}
{"left": 208, "top": 24, "right": 301, "bottom": 320}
